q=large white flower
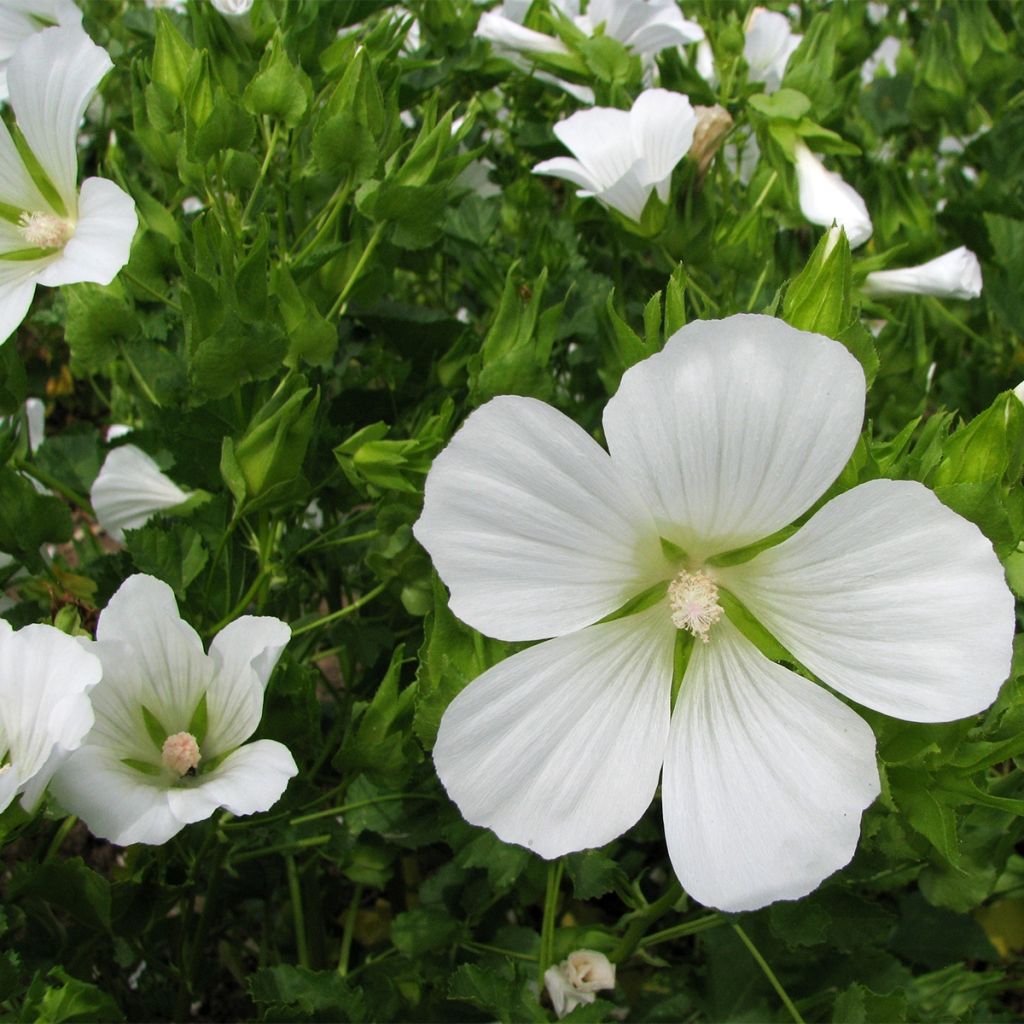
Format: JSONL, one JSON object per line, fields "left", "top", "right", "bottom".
{"left": 794, "top": 142, "right": 873, "bottom": 249}
{"left": 0, "top": 0, "right": 82, "bottom": 102}
{"left": 51, "top": 574, "right": 297, "bottom": 845}
{"left": 0, "top": 619, "right": 100, "bottom": 814}
{"left": 0, "top": 24, "right": 137, "bottom": 345}
{"left": 533, "top": 89, "right": 697, "bottom": 222}
{"left": 573, "top": 0, "right": 704, "bottom": 56}
{"left": 414, "top": 314, "right": 1013, "bottom": 913}
{"left": 90, "top": 444, "right": 191, "bottom": 543}
{"left": 863, "top": 246, "right": 982, "bottom": 300}
{"left": 744, "top": 7, "right": 801, "bottom": 93}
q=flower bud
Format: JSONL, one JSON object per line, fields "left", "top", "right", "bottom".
{"left": 565, "top": 949, "right": 616, "bottom": 993}
{"left": 689, "top": 105, "right": 733, "bottom": 182}
{"left": 862, "top": 247, "right": 982, "bottom": 300}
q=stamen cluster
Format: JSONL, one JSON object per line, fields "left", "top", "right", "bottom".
{"left": 668, "top": 569, "right": 723, "bottom": 643}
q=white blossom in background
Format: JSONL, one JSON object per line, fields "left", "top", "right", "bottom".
{"left": 545, "top": 950, "right": 616, "bottom": 1019}
{"left": 0, "top": 0, "right": 81, "bottom": 101}
{"left": 0, "top": 620, "right": 101, "bottom": 814}
{"left": 695, "top": 38, "right": 717, "bottom": 87}
{"left": 51, "top": 574, "right": 297, "bottom": 845}
{"left": 867, "top": 2, "right": 888, "bottom": 24}
{"left": 861, "top": 36, "right": 900, "bottom": 83}
{"left": 573, "top": 0, "right": 704, "bottom": 56}
{"left": 144, "top": 0, "right": 187, "bottom": 11}
{"left": 91, "top": 445, "right": 191, "bottom": 543}
{"left": 863, "top": 247, "right": 983, "bottom": 300}
{"left": 0, "top": 25, "right": 137, "bottom": 345}
{"left": 210, "top": 0, "right": 253, "bottom": 15}
{"left": 414, "top": 314, "right": 1014, "bottom": 913}
{"left": 744, "top": 7, "right": 801, "bottom": 93}
{"left": 794, "top": 142, "right": 873, "bottom": 248}
{"left": 533, "top": 89, "right": 697, "bottom": 222}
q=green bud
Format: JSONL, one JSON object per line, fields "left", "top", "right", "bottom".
{"left": 783, "top": 226, "right": 852, "bottom": 340}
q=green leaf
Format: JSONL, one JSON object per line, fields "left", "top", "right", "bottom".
{"left": 63, "top": 285, "right": 138, "bottom": 375}
{"left": 140, "top": 704, "right": 168, "bottom": 752}
{"left": 564, "top": 849, "right": 630, "bottom": 902}
{"left": 151, "top": 11, "right": 195, "bottom": 100}
{"left": 22, "top": 967, "right": 124, "bottom": 1023}
{"left": 248, "top": 965, "right": 365, "bottom": 1021}
{"left": 243, "top": 34, "right": 312, "bottom": 126}
{"left": 448, "top": 961, "right": 547, "bottom": 1024}
{"left": 748, "top": 88, "right": 811, "bottom": 122}
{"left": 8, "top": 859, "right": 111, "bottom": 932}
{"left": 783, "top": 227, "right": 852, "bottom": 340}
{"left": 391, "top": 906, "right": 461, "bottom": 957}
{"left": 832, "top": 983, "right": 908, "bottom": 1023}
{"left": 189, "top": 318, "right": 288, "bottom": 400}
{"left": 0, "top": 467, "right": 72, "bottom": 571}
{"left": 124, "top": 522, "right": 209, "bottom": 597}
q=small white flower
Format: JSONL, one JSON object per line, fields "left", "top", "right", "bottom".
{"left": 91, "top": 445, "right": 191, "bottom": 543}
{"left": 210, "top": 0, "right": 253, "bottom": 15}
{"left": 867, "top": 2, "right": 888, "bottom": 24}
{"left": 144, "top": 0, "right": 187, "bottom": 11}
{"left": 863, "top": 247, "right": 983, "bottom": 301}
{"left": 0, "top": 619, "right": 101, "bottom": 814}
{"left": 0, "top": 25, "right": 137, "bottom": 345}
{"left": 0, "top": 0, "right": 82, "bottom": 102}
{"left": 545, "top": 950, "right": 615, "bottom": 1019}
{"left": 533, "top": 89, "right": 697, "bottom": 223}
{"left": 744, "top": 7, "right": 802, "bottom": 93}
{"left": 476, "top": 7, "right": 571, "bottom": 57}
{"left": 794, "top": 142, "right": 873, "bottom": 248}
{"left": 51, "top": 574, "right": 297, "bottom": 845}
{"left": 861, "top": 35, "right": 900, "bottom": 83}
{"left": 573, "top": 0, "right": 704, "bottom": 56}
{"left": 415, "top": 314, "right": 1013, "bottom": 912}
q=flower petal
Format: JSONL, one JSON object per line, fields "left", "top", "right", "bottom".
{"left": 623, "top": 8, "right": 705, "bottom": 54}
{"left": 205, "top": 616, "right": 290, "bottom": 756}
{"left": 794, "top": 143, "right": 873, "bottom": 249}
{"left": 165, "top": 740, "right": 297, "bottom": 825}
{"left": 414, "top": 395, "right": 670, "bottom": 641}
{"left": 36, "top": 177, "right": 137, "bottom": 287}
{"left": 587, "top": 166, "right": 651, "bottom": 222}
{"left": 718, "top": 479, "right": 1015, "bottom": 722}
{"left": 0, "top": 270, "right": 38, "bottom": 346}
{"left": 553, "top": 108, "right": 634, "bottom": 190}
{"left": 629, "top": 88, "right": 696, "bottom": 193}
{"left": 532, "top": 155, "right": 599, "bottom": 192}
{"left": 7, "top": 25, "right": 112, "bottom": 212}
{"left": 433, "top": 603, "right": 675, "bottom": 858}
{"left": 663, "top": 618, "right": 879, "bottom": 912}
{"left": 602, "top": 314, "right": 865, "bottom": 560}
{"left": 0, "top": 120, "right": 50, "bottom": 213}
{"left": 476, "top": 11, "right": 569, "bottom": 55}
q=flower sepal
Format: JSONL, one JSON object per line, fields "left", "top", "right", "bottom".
{"left": 782, "top": 225, "right": 853, "bottom": 340}
{"left": 609, "top": 187, "right": 669, "bottom": 239}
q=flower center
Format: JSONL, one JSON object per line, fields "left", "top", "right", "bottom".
{"left": 161, "top": 731, "right": 201, "bottom": 776}
{"left": 18, "top": 211, "right": 73, "bottom": 249}
{"left": 668, "top": 569, "right": 723, "bottom": 643}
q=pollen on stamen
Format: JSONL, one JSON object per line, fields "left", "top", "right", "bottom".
{"left": 161, "top": 731, "right": 201, "bottom": 777}
{"left": 668, "top": 569, "right": 723, "bottom": 644}
{"left": 18, "top": 211, "right": 73, "bottom": 249}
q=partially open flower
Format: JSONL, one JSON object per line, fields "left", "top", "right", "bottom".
{"left": 0, "top": 25, "right": 137, "bottom": 345}
{"left": 863, "top": 246, "right": 982, "bottom": 300}
{"left": 794, "top": 142, "right": 873, "bottom": 249}
{"left": 744, "top": 7, "right": 801, "bottom": 93}
{"left": 51, "top": 574, "right": 297, "bottom": 845}
{"left": 544, "top": 949, "right": 616, "bottom": 1018}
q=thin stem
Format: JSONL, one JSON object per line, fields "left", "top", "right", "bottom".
{"left": 178, "top": 837, "right": 228, "bottom": 1018}
{"left": 121, "top": 270, "right": 182, "bottom": 312}
{"left": 461, "top": 941, "right": 537, "bottom": 963}
{"left": 537, "top": 859, "right": 564, "bottom": 988}
{"left": 289, "top": 792, "right": 440, "bottom": 828}
{"left": 327, "top": 222, "right": 387, "bottom": 321}
{"left": 14, "top": 459, "right": 92, "bottom": 515}
{"left": 285, "top": 854, "right": 310, "bottom": 969}
{"left": 240, "top": 120, "right": 282, "bottom": 228}
{"left": 731, "top": 923, "right": 804, "bottom": 1024}
{"left": 337, "top": 884, "right": 363, "bottom": 977}
{"left": 232, "top": 835, "right": 331, "bottom": 865}
{"left": 291, "top": 177, "right": 353, "bottom": 264}
{"left": 638, "top": 913, "right": 724, "bottom": 949}
{"left": 42, "top": 815, "right": 77, "bottom": 862}
{"left": 291, "top": 581, "right": 388, "bottom": 637}
{"left": 927, "top": 296, "right": 988, "bottom": 347}
{"left": 205, "top": 568, "right": 272, "bottom": 636}
{"left": 611, "top": 878, "right": 683, "bottom": 962}
{"left": 294, "top": 528, "right": 380, "bottom": 558}
{"left": 117, "top": 341, "right": 161, "bottom": 408}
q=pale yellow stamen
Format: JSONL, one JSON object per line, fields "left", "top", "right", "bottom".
{"left": 161, "top": 731, "right": 201, "bottom": 776}
{"left": 668, "top": 569, "right": 723, "bottom": 643}
{"left": 18, "top": 211, "right": 73, "bottom": 249}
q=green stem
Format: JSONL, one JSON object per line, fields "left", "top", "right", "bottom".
{"left": 232, "top": 835, "right": 331, "bottom": 865}
{"left": 537, "top": 859, "right": 564, "bottom": 988}
{"left": 178, "top": 837, "right": 228, "bottom": 1017}
{"left": 289, "top": 792, "right": 439, "bottom": 828}
{"left": 637, "top": 912, "right": 724, "bottom": 949}
{"left": 611, "top": 878, "right": 683, "bottom": 962}
{"left": 461, "top": 941, "right": 537, "bottom": 963}
{"left": 731, "top": 923, "right": 805, "bottom": 1024}
{"left": 117, "top": 341, "right": 161, "bottom": 407}
{"left": 292, "top": 581, "right": 388, "bottom": 637}
{"left": 285, "top": 854, "right": 310, "bottom": 969}
{"left": 327, "top": 221, "right": 387, "bottom": 321}
{"left": 291, "top": 177, "right": 353, "bottom": 264}
{"left": 926, "top": 296, "right": 989, "bottom": 346}
{"left": 337, "top": 883, "right": 363, "bottom": 977}
{"left": 42, "top": 815, "right": 77, "bottom": 862}
{"left": 205, "top": 568, "right": 272, "bottom": 635}
{"left": 240, "top": 120, "right": 282, "bottom": 228}
{"left": 294, "top": 528, "right": 380, "bottom": 558}
{"left": 14, "top": 459, "right": 92, "bottom": 515}
{"left": 122, "top": 270, "right": 183, "bottom": 312}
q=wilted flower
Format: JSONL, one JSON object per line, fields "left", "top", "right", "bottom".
{"left": 415, "top": 314, "right": 1013, "bottom": 912}
{"left": 0, "top": 0, "right": 81, "bottom": 101}
{"left": 91, "top": 445, "right": 190, "bottom": 543}
{"left": 51, "top": 574, "right": 297, "bottom": 845}
{"left": 0, "top": 620, "right": 101, "bottom": 814}
{"left": 533, "top": 89, "right": 697, "bottom": 223}
{"left": 689, "top": 104, "right": 733, "bottom": 182}
{"left": 863, "top": 246, "right": 982, "bottom": 300}
{"left": 0, "top": 25, "right": 137, "bottom": 345}
{"left": 794, "top": 142, "right": 873, "bottom": 248}
{"left": 744, "top": 7, "right": 801, "bottom": 93}
{"left": 544, "top": 950, "right": 616, "bottom": 1019}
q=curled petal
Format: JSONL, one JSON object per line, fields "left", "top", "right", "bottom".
{"left": 863, "top": 247, "right": 982, "bottom": 300}
{"left": 794, "top": 143, "right": 873, "bottom": 249}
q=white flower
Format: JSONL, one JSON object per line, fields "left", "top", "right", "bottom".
{"left": 861, "top": 35, "right": 900, "bottom": 83}
{"left": 51, "top": 574, "right": 297, "bottom": 845}
{"left": 867, "top": 2, "right": 888, "bottom": 24}
{"left": 0, "top": 0, "right": 82, "bottom": 102}
{"left": 544, "top": 949, "right": 615, "bottom": 1018}
{"left": 744, "top": 7, "right": 801, "bottom": 93}
{"left": 91, "top": 445, "right": 191, "bottom": 543}
{"left": 695, "top": 38, "right": 716, "bottom": 87}
{"left": 0, "top": 619, "right": 101, "bottom": 814}
{"left": 794, "top": 142, "right": 873, "bottom": 248}
{"left": 533, "top": 89, "right": 697, "bottom": 223}
{"left": 210, "top": 0, "right": 253, "bottom": 15}
{"left": 573, "top": 0, "right": 704, "bottom": 56}
{"left": 414, "top": 314, "right": 1013, "bottom": 913}
{"left": 863, "top": 247, "right": 982, "bottom": 300}
{"left": 0, "top": 25, "right": 137, "bottom": 345}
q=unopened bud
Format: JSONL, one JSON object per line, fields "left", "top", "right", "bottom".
{"left": 689, "top": 105, "right": 733, "bottom": 183}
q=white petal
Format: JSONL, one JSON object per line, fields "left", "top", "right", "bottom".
{"left": 7, "top": 25, "right": 112, "bottom": 212}
{"left": 414, "top": 396, "right": 670, "bottom": 641}
{"left": 589, "top": 166, "right": 652, "bottom": 222}
{"left": 663, "top": 618, "right": 879, "bottom": 912}
{"left": 0, "top": 765, "right": 20, "bottom": 814}
{"left": 623, "top": 9, "right": 705, "bottom": 55}
{"left": 166, "top": 740, "right": 297, "bottom": 824}
{"left": 718, "top": 479, "right": 1015, "bottom": 723}
{"left": 602, "top": 314, "right": 865, "bottom": 560}
{"left": 794, "top": 143, "right": 873, "bottom": 249}
{"left": 0, "top": 119, "right": 50, "bottom": 213}
{"left": 533, "top": 156, "right": 600, "bottom": 192}
{"left": 744, "top": 8, "right": 801, "bottom": 93}
{"left": 553, "top": 107, "right": 635, "bottom": 190}
{"left": 863, "top": 247, "right": 982, "bottom": 300}
{"left": 434, "top": 603, "right": 675, "bottom": 858}
{"left": 91, "top": 444, "right": 190, "bottom": 542}
{"left": 51, "top": 745, "right": 183, "bottom": 845}
{"left": 532, "top": 72, "right": 595, "bottom": 105}
{"left": 476, "top": 11, "right": 569, "bottom": 55}
{"left": 0, "top": 272, "right": 38, "bottom": 346}
{"left": 205, "top": 616, "right": 290, "bottom": 756}
{"left": 36, "top": 177, "right": 137, "bottom": 287}
{"left": 24, "top": 397, "right": 45, "bottom": 453}
{"left": 629, "top": 89, "right": 696, "bottom": 192}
